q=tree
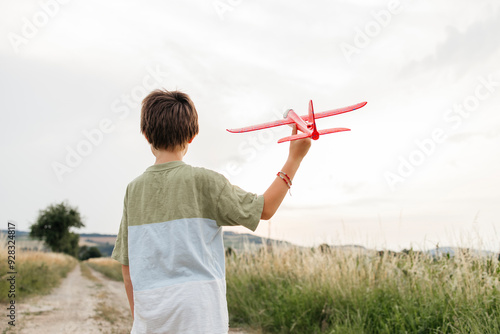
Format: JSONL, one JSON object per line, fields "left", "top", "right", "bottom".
{"left": 30, "top": 201, "right": 84, "bottom": 257}
{"left": 79, "top": 245, "right": 102, "bottom": 261}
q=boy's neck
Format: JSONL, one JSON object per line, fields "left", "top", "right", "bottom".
{"left": 152, "top": 146, "right": 187, "bottom": 165}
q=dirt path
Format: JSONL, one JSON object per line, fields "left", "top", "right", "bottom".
{"left": 1, "top": 264, "right": 132, "bottom": 333}
{"left": 0, "top": 264, "right": 250, "bottom": 333}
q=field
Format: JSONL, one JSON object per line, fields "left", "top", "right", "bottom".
{"left": 86, "top": 257, "right": 123, "bottom": 281}
{"left": 226, "top": 245, "right": 500, "bottom": 333}
{"left": 2, "top": 229, "right": 499, "bottom": 333}
{"left": 0, "top": 246, "right": 77, "bottom": 302}
{"left": 78, "top": 234, "right": 117, "bottom": 257}
{"left": 82, "top": 236, "right": 117, "bottom": 245}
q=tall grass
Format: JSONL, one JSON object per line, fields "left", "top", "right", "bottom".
{"left": 0, "top": 235, "right": 77, "bottom": 302}
{"left": 86, "top": 257, "right": 123, "bottom": 281}
{"left": 226, "top": 246, "right": 500, "bottom": 333}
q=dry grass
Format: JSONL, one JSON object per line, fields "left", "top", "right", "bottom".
{"left": 0, "top": 234, "right": 77, "bottom": 302}
{"left": 80, "top": 262, "right": 98, "bottom": 282}
{"left": 86, "top": 257, "right": 123, "bottom": 281}
{"left": 92, "top": 291, "right": 121, "bottom": 324}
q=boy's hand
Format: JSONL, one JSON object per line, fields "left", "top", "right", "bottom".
{"left": 288, "top": 125, "right": 311, "bottom": 162}
{"left": 261, "top": 125, "right": 311, "bottom": 220}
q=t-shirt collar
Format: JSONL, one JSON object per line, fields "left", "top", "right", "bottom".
{"left": 145, "top": 161, "right": 185, "bottom": 172}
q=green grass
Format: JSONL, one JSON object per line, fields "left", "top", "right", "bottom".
{"left": 86, "top": 257, "right": 123, "bottom": 281}
{"left": 226, "top": 246, "right": 500, "bottom": 333}
{"left": 0, "top": 251, "right": 77, "bottom": 302}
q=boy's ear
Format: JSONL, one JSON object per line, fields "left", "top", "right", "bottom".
{"left": 144, "top": 134, "right": 150, "bottom": 143}
{"left": 188, "top": 136, "right": 195, "bottom": 144}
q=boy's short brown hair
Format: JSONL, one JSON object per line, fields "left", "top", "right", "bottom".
{"left": 141, "top": 89, "right": 199, "bottom": 151}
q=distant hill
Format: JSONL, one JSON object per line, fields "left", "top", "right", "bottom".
{"left": 2, "top": 230, "right": 497, "bottom": 259}
{"left": 0, "top": 229, "right": 46, "bottom": 251}
{"left": 78, "top": 234, "right": 117, "bottom": 257}
{"left": 80, "top": 233, "right": 117, "bottom": 238}
{"left": 223, "top": 231, "right": 293, "bottom": 251}
{"left": 0, "top": 230, "right": 291, "bottom": 255}
{"left": 79, "top": 231, "right": 293, "bottom": 256}
{"left": 427, "top": 247, "right": 498, "bottom": 259}
{"left": 0, "top": 229, "right": 30, "bottom": 238}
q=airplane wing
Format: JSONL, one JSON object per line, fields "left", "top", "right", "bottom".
{"left": 307, "top": 102, "right": 367, "bottom": 120}
{"left": 227, "top": 118, "right": 294, "bottom": 133}
{"left": 227, "top": 101, "right": 367, "bottom": 133}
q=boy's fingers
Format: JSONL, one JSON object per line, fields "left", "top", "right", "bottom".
{"left": 292, "top": 124, "right": 297, "bottom": 135}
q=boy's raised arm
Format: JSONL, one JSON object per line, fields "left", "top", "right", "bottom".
{"left": 261, "top": 126, "right": 311, "bottom": 220}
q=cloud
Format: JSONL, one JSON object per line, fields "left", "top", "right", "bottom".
{"left": 401, "top": 8, "right": 500, "bottom": 78}
{"left": 1, "top": 0, "right": 500, "bottom": 253}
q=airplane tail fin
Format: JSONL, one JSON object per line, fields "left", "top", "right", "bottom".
{"left": 277, "top": 132, "right": 311, "bottom": 143}
{"left": 277, "top": 128, "right": 350, "bottom": 143}
{"left": 309, "top": 100, "right": 320, "bottom": 140}
{"left": 308, "top": 100, "right": 314, "bottom": 122}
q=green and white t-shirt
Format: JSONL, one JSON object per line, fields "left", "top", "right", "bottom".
{"left": 111, "top": 161, "right": 264, "bottom": 334}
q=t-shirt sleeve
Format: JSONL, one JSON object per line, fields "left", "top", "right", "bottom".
{"left": 111, "top": 187, "right": 129, "bottom": 265}
{"left": 216, "top": 180, "right": 265, "bottom": 232}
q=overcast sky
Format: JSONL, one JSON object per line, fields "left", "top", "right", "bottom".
{"left": 1, "top": 0, "right": 499, "bottom": 251}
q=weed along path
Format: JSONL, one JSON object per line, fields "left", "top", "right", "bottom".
{"left": 1, "top": 264, "right": 132, "bottom": 333}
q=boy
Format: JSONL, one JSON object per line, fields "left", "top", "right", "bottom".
{"left": 111, "top": 89, "right": 310, "bottom": 333}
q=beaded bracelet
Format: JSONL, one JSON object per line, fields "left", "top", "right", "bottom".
{"left": 278, "top": 171, "right": 292, "bottom": 186}
{"left": 277, "top": 171, "right": 292, "bottom": 195}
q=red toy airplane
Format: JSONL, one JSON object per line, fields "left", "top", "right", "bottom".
{"left": 227, "top": 100, "right": 367, "bottom": 143}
